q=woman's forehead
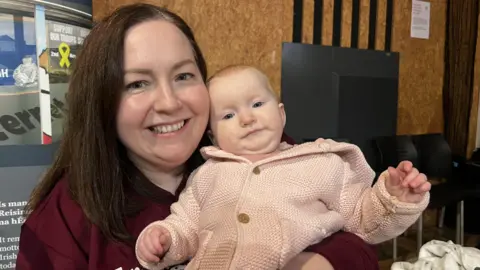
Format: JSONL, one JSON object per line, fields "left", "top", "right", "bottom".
{"left": 123, "top": 20, "right": 194, "bottom": 70}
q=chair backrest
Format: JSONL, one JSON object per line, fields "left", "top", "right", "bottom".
{"left": 411, "top": 133, "right": 452, "bottom": 179}
{"left": 373, "top": 135, "right": 418, "bottom": 172}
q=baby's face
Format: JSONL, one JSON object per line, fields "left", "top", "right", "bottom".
{"left": 208, "top": 68, "right": 286, "bottom": 156}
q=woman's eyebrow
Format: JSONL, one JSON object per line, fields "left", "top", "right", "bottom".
{"left": 124, "top": 59, "right": 195, "bottom": 75}
{"left": 172, "top": 59, "right": 195, "bottom": 70}
{"left": 124, "top": 68, "right": 153, "bottom": 75}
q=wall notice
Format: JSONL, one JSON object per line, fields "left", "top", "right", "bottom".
{"left": 410, "top": 0, "right": 431, "bottom": 39}
{"left": 47, "top": 21, "right": 89, "bottom": 77}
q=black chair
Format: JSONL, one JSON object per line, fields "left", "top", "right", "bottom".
{"left": 411, "top": 133, "right": 468, "bottom": 245}
{"left": 374, "top": 134, "right": 419, "bottom": 172}
{"left": 374, "top": 134, "right": 468, "bottom": 260}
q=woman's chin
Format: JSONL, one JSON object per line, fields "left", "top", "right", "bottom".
{"left": 150, "top": 144, "right": 196, "bottom": 168}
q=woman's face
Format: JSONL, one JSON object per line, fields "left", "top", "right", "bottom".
{"left": 117, "top": 19, "right": 210, "bottom": 173}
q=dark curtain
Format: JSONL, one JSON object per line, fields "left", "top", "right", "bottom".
{"left": 443, "top": 0, "right": 479, "bottom": 157}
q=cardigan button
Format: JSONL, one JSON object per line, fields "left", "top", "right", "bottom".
{"left": 253, "top": 167, "right": 260, "bottom": 175}
{"left": 237, "top": 213, "right": 250, "bottom": 224}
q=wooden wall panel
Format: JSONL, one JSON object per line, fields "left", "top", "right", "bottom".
{"left": 323, "top": 0, "right": 334, "bottom": 45}
{"left": 299, "top": 0, "right": 446, "bottom": 135}
{"left": 93, "top": 0, "right": 447, "bottom": 136}
{"left": 375, "top": 0, "right": 387, "bottom": 51}
{"left": 341, "top": 0, "right": 352, "bottom": 47}
{"left": 302, "top": 0, "right": 314, "bottom": 43}
{"left": 358, "top": 0, "right": 370, "bottom": 49}
{"left": 93, "top": 0, "right": 293, "bottom": 97}
{"left": 467, "top": 8, "right": 480, "bottom": 158}
{"left": 393, "top": 0, "right": 446, "bottom": 135}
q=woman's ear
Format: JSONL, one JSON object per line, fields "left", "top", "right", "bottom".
{"left": 207, "top": 130, "right": 217, "bottom": 146}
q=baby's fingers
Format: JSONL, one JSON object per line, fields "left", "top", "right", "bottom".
{"left": 137, "top": 237, "right": 160, "bottom": 263}
{"left": 147, "top": 228, "right": 168, "bottom": 255}
{"left": 159, "top": 233, "right": 171, "bottom": 246}
{"left": 387, "top": 167, "right": 402, "bottom": 186}
{"left": 151, "top": 234, "right": 167, "bottom": 255}
{"left": 398, "top": 161, "right": 413, "bottom": 174}
{"left": 413, "top": 181, "right": 431, "bottom": 194}
{"left": 407, "top": 173, "right": 427, "bottom": 189}
{"left": 402, "top": 168, "right": 420, "bottom": 187}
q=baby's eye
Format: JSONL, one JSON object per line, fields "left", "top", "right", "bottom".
{"left": 223, "top": 113, "right": 234, "bottom": 120}
{"left": 252, "top": 101, "right": 264, "bottom": 108}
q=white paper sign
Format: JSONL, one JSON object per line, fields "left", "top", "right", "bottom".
{"left": 410, "top": 0, "right": 431, "bottom": 39}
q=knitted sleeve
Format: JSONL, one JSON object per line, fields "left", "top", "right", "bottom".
{"left": 351, "top": 171, "right": 429, "bottom": 244}
{"left": 322, "top": 143, "right": 429, "bottom": 244}
{"left": 136, "top": 169, "right": 202, "bottom": 269}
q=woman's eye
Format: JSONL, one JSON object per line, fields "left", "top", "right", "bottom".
{"left": 125, "top": 80, "right": 148, "bottom": 91}
{"left": 223, "top": 113, "right": 234, "bottom": 120}
{"left": 253, "top": 101, "right": 264, "bottom": 108}
{"left": 176, "top": 73, "right": 194, "bottom": 81}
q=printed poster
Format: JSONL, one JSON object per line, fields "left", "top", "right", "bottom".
{"left": 410, "top": 0, "right": 431, "bottom": 39}
{"left": 0, "top": 143, "right": 59, "bottom": 270}
{"left": 45, "top": 21, "right": 89, "bottom": 143}
{"left": 46, "top": 20, "right": 89, "bottom": 80}
{"left": 0, "top": 14, "right": 90, "bottom": 146}
{"left": 0, "top": 13, "right": 42, "bottom": 145}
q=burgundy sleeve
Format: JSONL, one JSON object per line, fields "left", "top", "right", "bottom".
{"left": 281, "top": 133, "right": 296, "bottom": 145}
{"left": 16, "top": 179, "right": 89, "bottom": 270}
{"left": 16, "top": 224, "right": 81, "bottom": 270}
{"left": 305, "top": 231, "right": 379, "bottom": 270}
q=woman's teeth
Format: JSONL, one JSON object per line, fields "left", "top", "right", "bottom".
{"left": 150, "top": 120, "right": 185, "bottom": 134}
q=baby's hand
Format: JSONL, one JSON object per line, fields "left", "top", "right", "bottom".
{"left": 136, "top": 225, "right": 172, "bottom": 264}
{"left": 384, "top": 161, "right": 431, "bottom": 203}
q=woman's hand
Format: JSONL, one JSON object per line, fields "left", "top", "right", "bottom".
{"left": 282, "top": 252, "right": 334, "bottom": 270}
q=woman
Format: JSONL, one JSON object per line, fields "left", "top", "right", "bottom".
{"left": 16, "top": 3, "right": 379, "bottom": 270}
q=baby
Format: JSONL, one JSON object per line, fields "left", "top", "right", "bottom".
{"left": 136, "top": 65, "right": 431, "bottom": 270}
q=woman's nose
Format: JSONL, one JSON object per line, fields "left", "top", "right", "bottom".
{"left": 152, "top": 84, "right": 182, "bottom": 113}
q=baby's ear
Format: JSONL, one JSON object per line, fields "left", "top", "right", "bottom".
{"left": 207, "top": 129, "right": 217, "bottom": 146}
{"left": 278, "top": 103, "right": 286, "bottom": 127}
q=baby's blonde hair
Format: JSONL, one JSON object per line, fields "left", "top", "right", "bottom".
{"left": 206, "top": 64, "right": 279, "bottom": 100}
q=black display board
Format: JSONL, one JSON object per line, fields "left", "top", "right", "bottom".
{"left": 281, "top": 43, "right": 399, "bottom": 168}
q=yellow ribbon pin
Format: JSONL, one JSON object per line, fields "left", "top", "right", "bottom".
{"left": 58, "top": 42, "right": 71, "bottom": 68}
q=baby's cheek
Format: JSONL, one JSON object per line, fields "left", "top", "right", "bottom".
{"left": 217, "top": 130, "right": 239, "bottom": 150}
{"left": 218, "top": 129, "right": 235, "bottom": 143}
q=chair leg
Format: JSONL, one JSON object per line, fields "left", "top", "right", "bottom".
{"left": 460, "top": 201, "right": 464, "bottom": 246}
{"left": 456, "top": 201, "right": 464, "bottom": 245}
{"left": 417, "top": 214, "right": 423, "bottom": 252}
{"left": 393, "top": 237, "right": 397, "bottom": 261}
{"left": 438, "top": 207, "right": 446, "bottom": 228}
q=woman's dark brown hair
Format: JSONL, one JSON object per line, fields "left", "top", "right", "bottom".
{"left": 24, "top": 3, "right": 210, "bottom": 244}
